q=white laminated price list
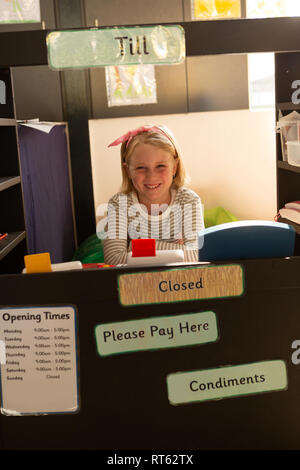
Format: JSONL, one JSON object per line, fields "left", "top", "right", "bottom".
{"left": 0, "top": 306, "right": 79, "bottom": 415}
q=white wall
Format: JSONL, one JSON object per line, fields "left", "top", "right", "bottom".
{"left": 89, "top": 110, "right": 277, "bottom": 223}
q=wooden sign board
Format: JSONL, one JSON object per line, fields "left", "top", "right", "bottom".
{"left": 118, "top": 264, "right": 244, "bottom": 306}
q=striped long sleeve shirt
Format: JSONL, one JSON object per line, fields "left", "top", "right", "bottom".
{"left": 102, "top": 187, "right": 204, "bottom": 265}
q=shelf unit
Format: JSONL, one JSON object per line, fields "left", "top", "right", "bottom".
{"left": 277, "top": 161, "right": 300, "bottom": 174}
{"left": 0, "top": 68, "right": 27, "bottom": 274}
{"left": 275, "top": 52, "right": 300, "bottom": 250}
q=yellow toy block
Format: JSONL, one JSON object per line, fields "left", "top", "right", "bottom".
{"left": 24, "top": 253, "right": 52, "bottom": 273}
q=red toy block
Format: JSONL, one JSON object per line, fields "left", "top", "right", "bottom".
{"left": 132, "top": 239, "right": 156, "bottom": 257}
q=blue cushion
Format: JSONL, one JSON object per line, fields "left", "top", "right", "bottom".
{"left": 198, "top": 220, "right": 296, "bottom": 261}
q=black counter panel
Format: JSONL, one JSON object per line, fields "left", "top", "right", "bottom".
{"left": 0, "top": 257, "right": 299, "bottom": 450}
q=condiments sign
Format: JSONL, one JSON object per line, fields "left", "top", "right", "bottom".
{"left": 47, "top": 25, "right": 185, "bottom": 70}
{"left": 118, "top": 264, "right": 244, "bottom": 306}
{"left": 167, "top": 360, "right": 287, "bottom": 405}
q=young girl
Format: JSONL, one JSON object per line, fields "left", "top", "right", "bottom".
{"left": 103, "top": 125, "right": 204, "bottom": 265}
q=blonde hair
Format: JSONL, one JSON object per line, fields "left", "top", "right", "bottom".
{"left": 120, "top": 125, "right": 186, "bottom": 194}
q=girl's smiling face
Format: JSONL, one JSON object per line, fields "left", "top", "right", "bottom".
{"left": 126, "top": 143, "right": 178, "bottom": 211}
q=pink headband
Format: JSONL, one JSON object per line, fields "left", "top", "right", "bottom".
{"left": 108, "top": 125, "right": 173, "bottom": 149}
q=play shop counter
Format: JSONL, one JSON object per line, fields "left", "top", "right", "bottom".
{"left": 0, "top": 258, "right": 299, "bottom": 450}
{"left": 0, "top": 223, "right": 300, "bottom": 450}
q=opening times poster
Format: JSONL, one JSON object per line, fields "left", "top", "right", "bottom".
{"left": 0, "top": 306, "right": 79, "bottom": 415}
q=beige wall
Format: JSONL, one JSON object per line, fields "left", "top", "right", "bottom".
{"left": 89, "top": 110, "right": 276, "bottom": 223}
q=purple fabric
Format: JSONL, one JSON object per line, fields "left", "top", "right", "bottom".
{"left": 19, "top": 124, "right": 75, "bottom": 263}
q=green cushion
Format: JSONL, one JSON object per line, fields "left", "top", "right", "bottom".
{"left": 204, "top": 207, "right": 238, "bottom": 228}
{"left": 72, "top": 233, "right": 104, "bottom": 263}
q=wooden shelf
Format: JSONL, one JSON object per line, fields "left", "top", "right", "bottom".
{"left": 0, "top": 69, "right": 27, "bottom": 272}
{"left": 276, "top": 102, "right": 300, "bottom": 111}
{"left": 0, "top": 231, "right": 26, "bottom": 261}
{"left": 278, "top": 161, "right": 300, "bottom": 174}
{"left": 0, "top": 176, "right": 20, "bottom": 191}
{"left": 0, "top": 118, "right": 16, "bottom": 126}
{"left": 278, "top": 217, "right": 300, "bottom": 235}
